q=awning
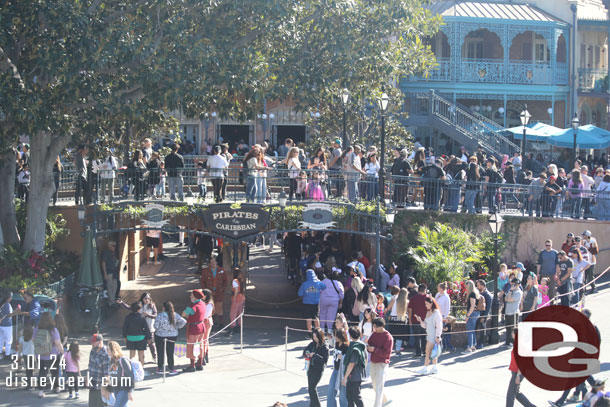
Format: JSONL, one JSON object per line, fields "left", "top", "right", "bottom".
{"left": 547, "top": 124, "right": 610, "bottom": 149}
{"left": 504, "top": 125, "right": 550, "bottom": 141}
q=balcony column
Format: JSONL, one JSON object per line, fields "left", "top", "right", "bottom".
{"left": 551, "top": 95, "right": 555, "bottom": 127}
{"left": 504, "top": 26, "right": 509, "bottom": 84}
{"left": 503, "top": 95, "right": 508, "bottom": 129}
{"left": 550, "top": 28, "right": 557, "bottom": 85}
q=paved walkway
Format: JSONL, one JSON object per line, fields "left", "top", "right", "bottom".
{"left": 2, "top": 249, "right": 609, "bottom": 406}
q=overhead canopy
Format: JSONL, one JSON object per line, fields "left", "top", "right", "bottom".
{"left": 547, "top": 124, "right": 610, "bottom": 149}
{"left": 528, "top": 122, "right": 563, "bottom": 135}
{"left": 426, "top": 1, "right": 564, "bottom": 23}
{"left": 78, "top": 228, "right": 103, "bottom": 287}
{"left": 504, "top": 125, "right": 550, "bottom": 141}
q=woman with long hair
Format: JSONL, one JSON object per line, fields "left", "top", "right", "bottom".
{"left": 54, "top": 313, "right": 69, "bottom": 350}
{"left": 34, "top": 312, "right": 63, "bottom": 397}
{"left": 202, "top": 289, "right": 214, "bottom": 364}
{"left": 319, "top": 268, "right": 344, "bottom": 336}
{"left": 229, "top": 269, "right": 246, "bottom": 334}
{"left": 364, "top": 153, "right": 380, "bottom": 200}
{"left": 410, "top": 149, "right": 426, "bottom": 204}
{"left": 284, "top": 147, "right": 301, "bottom": 200}
{"left": 63, "top": 340, "right": 81, "bottom": 399}
{"left": 342, "top": 273, "right": 363, "bottom": 323}
{"left": 244, "top": 147, "right": 264, "bottom": 202}
{"left": 386, "top": 286, "right": 408, "bottom": 355}
{"left": 327, "top": 328, "right": 349, "bottom": 407}
{"left": 415, "top": 296, "right": 443, "bottom": 374}
{"left": 569, "top": 247, "right": 590, "bottom": 304}
{"left": 106, "top": 340, "right": 134, "bottom": 407}
{"left": 463, "top": 280, "right": 480, "bottom": 354}
{"left": 520, "top": 273, "right": 539, "bottom": 321}
{"left": 356, "top": 282, "right": 377, "bottom": 322}
{"left": 139, "top": 292, "right": 157, "bottom": 362}
{"left": 303, "top": 327, "right": 329, "bottom": 407}
{"left": 153, "top": 301, "right": 186, "bottom": 374}
{"left": 568, "top": 169, "right": 585, "bottom": 218}
{"left": 358, "top": 308, "right": 375, "bottom": 381}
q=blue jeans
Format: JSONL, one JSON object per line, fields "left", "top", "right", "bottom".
{"left": 465, "top": 190, "right": 477, "bottom": 214}
{"left": 571, "top": 282, "right": 582, "bottom": 305}
{"left": 347, "top": 180, "right": 359, "bottom": 203}
{"left": 114, "top": 390, "right": 130, "bottom": 407}
{"left": 327, "top": 369, "right": 348, "bottom": 407}
{"left": 168, "top": 176, "right": 184, "bottom": 200}
{"left": 466, "top": 311, "right": 480, "bottom": 348}
{"left": 256, "top": 177, "right": 266, "bottom": 203}
{"left": 444, "top": 185, "right": 460, "bottom": 212}
{"left": 572, "top": 197, "right": 583, "bottom": 218}
{"left": 246, "top": 176, "right": 257, "bottom": 202}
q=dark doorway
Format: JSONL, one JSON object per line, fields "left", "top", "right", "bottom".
{"left": 275, "top": 125, "right": 306, "bottom": 147}
{"left": 220, "top": 125, "right": 251, "bottom": 152}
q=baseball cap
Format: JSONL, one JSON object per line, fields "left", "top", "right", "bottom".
{"left": 549, "top": 175, "right": 557, "bottom": 181}
{"left": 90, "top": 333, "right": 103, "bottom": 344}
{"left": 582, "top": 230, "right": 592, "bottom": 237}
{"left": 334, "top": 138, "right": 342, "bottom": 146}
{"left": 567, "top": 233, "right": 574, "bottom": 238}
{"left": 515, "top": 262, "right": 526, "bottom": 271}
{"left": 574, "top": 236, "right": 582, "bottom": 242}
{"left": 593, "top": 379, "right": 607, "bottom": 387}
{"left": 558, "top": 250, "right": 566, "bottom": 256}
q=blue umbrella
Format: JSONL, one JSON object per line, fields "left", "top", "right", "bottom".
{"left": 547, "top": 124, "right": 610, "bottom": 149}
{"left": 504, "top": 125, "right": 550, "bottom": 141}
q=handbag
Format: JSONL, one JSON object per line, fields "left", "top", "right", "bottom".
{"left": 430, "top": 343, "right": 442, "bottom": 360}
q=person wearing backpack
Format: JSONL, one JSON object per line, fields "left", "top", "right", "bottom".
{"left": 475, "top": 280, "right": 492, "bottom": 349}
{"left": 33, "top": 312, "right": 63, "bottom": 398}
{"left": 106, "top": 341, "right": 135, "bottom": 407}
{"left": 462, "top": 280, "right": 481, "bottom": 354}
{"left": 520, "top": 273, "right": 539, "bottom": 322}
{"left": 88, "top": 334, "right": 111, "bottom": 407}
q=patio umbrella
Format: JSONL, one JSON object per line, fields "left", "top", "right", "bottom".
{"left": 77, "top": 228, "right": 104, "bottom": 286}
{"left": 527, "top": 122, "right": 563, "bottom": 135}
{"left": 547, "top": 124, "right": 610, "bottom": 149}
{"left": 504, "top": 125, "right": 550, "bottom": 141}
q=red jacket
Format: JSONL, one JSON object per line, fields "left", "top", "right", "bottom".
{"left": 186, "top": 300, "right": 206, "bottom": 336}
{"left": 368, "top": 330, "right": 393, "bottom": 364}
{"left": 201, "top": 266, "right": 227, "bottom": 302}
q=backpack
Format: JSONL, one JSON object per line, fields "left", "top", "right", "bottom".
{"left": 130, "top": 358, "right": 144, "bottom": 383}
{"left": 537, "top": 291, "right": 543, "bottom": 305}
{"left": 476, "top": 295, "right": 486, "bottom": 312}
{"left": 33, "top": 329, "right": 53, "bottom": 356}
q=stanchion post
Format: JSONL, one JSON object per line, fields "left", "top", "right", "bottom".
{"left": 163, "top": 338, "right": 167, "bottom": 383}
{"left": 240, "top": 312, "right": 244, "bottom": 353}
{"left": 284, "top": 326, "right": 288, "bottom": 371}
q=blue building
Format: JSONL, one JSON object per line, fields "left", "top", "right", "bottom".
{"left": 403, "top": 0, "right": 610, "bottom": 158}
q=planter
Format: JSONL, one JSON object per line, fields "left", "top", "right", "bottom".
{"left": 449, "top": 321, "right": 467, "bottom": 347}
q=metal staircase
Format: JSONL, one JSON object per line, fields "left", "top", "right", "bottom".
{"left": 405, "top": 90, "right": 520, "bottom": 158}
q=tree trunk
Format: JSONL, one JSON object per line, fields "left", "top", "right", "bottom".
{"left": 21, "top": 132, "right": 68, "bottom": 252}
{"left": 0, "top": 151, "right": 19, "bottom": 246}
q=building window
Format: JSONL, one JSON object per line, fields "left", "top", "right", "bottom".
{"left": 466, "top": 40, "right": 483, "bottom": 59}
{"left": 534, "top": 42, "right": 549, "bottom": 62}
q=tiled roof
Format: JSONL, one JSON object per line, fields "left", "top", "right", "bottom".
{"left": 427, "top": 1, "right": 565, "bottom": 23}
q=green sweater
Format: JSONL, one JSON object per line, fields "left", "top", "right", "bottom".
{"left": 343, "top": 340, "right": 366, "bottom": 375}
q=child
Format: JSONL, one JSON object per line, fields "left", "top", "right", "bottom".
{"left": 141, "top": 292, "right": 158, "bottom": 361}
{"left": 539, "top": 277, "right": 550, "bottom": 307}
{"left": 197, "top": 162, "right": 207, "bottom": 199}
{"left": 64, "top": 341, "right": 81, "bottom": 399}
{"left": 156, "top": 162, "right": 167, "bottom": 198}
{"left": 18, "top": 323, "right": 35, "bottom": 390}
{"left": 101, "top": 385, "right": 116, "bottom": 407}
{"left": 306, "top": 172, "right": 325, "bottom": 201}
{"left": 375, "top": 293, "right": 385, "bottom": 317}
{"left": 296, "top": 171, "right": 307, "bottom": 200}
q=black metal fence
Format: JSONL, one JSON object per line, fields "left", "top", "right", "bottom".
{"left": 50, "top": 168, "right": 610, "bottom": 221}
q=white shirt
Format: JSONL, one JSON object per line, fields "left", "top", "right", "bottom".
{"left": 572, "top": 259, "right": 589, "bottom": 284}
{"left": 582, "top": 174, "right": 595, "bottom": 190}
{"left": 390, "top": 295, "right": 398, "bottom": 317}
{"left": 17, "top": 170, "right": 30, "bottom": 185}
{"left": 99, "top": 156, "right": 118, "bottom": 179}
{"left": 583, "top": 237, "right": 598, "bottom": 264}
{"left": 364, "top": 162, "right": 380, "bottom": 178}
{"left": 206, "top": 154, "right": 229, "bottom": 178}
{"left": 348, "top": 261, "right": 366, "bottom": 278}
{"left": 19, "top": 337, "right": 35, "bottom": 356}
{"left": 434, "top": 292, "right": 451, "bottom": 319}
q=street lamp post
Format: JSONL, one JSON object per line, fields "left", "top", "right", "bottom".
{"left": 377, "top": 93, "right": 389, "bottom": 201}
{"left": 488, "top": 213, "right": 504, "bottom": 344}
{"left": 374, "top": 200, "right": 395, "bottom": 288}
{"left": 520, "top": 105, "right": 531, "bottom": 158}
{"left": 341, "top": 88, "right": 350, "bottom": 148}
{"left": 572, "top": 112, "right": 579, "bottom": 164}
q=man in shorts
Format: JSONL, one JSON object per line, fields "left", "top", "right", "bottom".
{"left": 297, "top": 259, "right": 326, "bottom": 334}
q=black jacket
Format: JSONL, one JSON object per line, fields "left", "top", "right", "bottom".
{"left": 303, "top": 341, "right": 329, "bottom": 370}
{"left": 164, "top": 152, "right": 184, "bottom": 177}
{"left": 122, "top": 312, "right": 151, "bottom": 340}
{"left": 391, "top": 157, "right": 412, "bottom": 176}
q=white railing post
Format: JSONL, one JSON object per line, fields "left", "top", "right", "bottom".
{"left": 284, "top": 326, "right": 288, "bottom": 371}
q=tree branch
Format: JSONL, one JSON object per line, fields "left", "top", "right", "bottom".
{"left": 0, "top": 46, "right": 24, "bottom": 88}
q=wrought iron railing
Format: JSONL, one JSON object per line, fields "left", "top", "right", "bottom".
{"left": 578, "top": 68, "right": 608, "bottom": 92}
{"left": 49, "top": 168, "right": 610, "bottom": 221}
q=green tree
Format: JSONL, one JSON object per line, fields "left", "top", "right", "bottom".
{"left": 0, "top": 0, "right": 441, "bottom": 252}
{"left": 408, "top": 223, "right": 481, "bottom": 289}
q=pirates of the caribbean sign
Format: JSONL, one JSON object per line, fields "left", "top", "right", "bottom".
{"left": 201, "top": 204, "right": 269, "bottom": 240}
